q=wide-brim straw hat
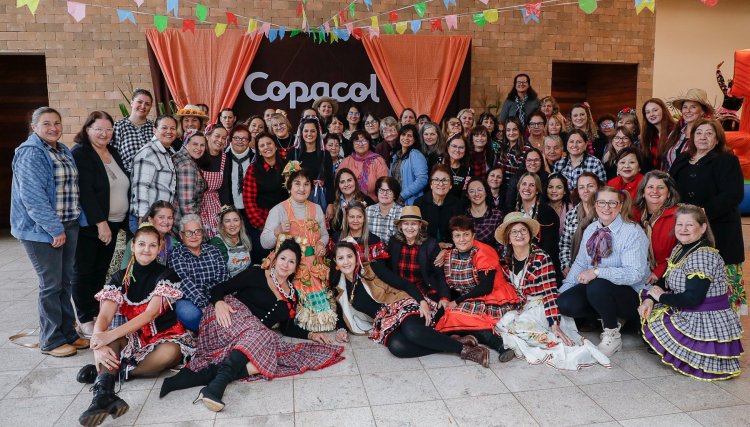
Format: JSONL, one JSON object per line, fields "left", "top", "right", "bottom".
{"left": 495, "top": 212, "right": 541, "bottom": 245}
{"left": 312, "top": 96, "right": 339, "bottom": 115}
{"left": 174, "top": 104, "right": 209, "bottom": 120}
{"left": 670, "top": 88, "right": 715, "bottom": 115}
{"left": 395, "top": 206, "right": 428, "bottom": 226}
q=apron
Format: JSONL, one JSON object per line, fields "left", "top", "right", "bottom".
{"left": 201, "top": 153, "right": 226, "bottom": 239}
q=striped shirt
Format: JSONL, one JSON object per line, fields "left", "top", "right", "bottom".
{"left": 46, "top": 144, "right": 80, "bottom": 222}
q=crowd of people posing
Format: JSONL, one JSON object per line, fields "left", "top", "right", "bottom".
{"left": 10, "top": 73, "right": 745, "bottom": 427}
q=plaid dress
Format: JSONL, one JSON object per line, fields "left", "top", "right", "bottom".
{"left": 642, "top": 246, "right": 743, "bottom": 380}
{"left": 188, "top": 295, "right": 344, "bottom": 380}
{"left": 200, "top": 153, "right": 226, "bottom": 239}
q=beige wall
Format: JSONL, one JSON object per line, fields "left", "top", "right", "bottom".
{"left": 654, "top": 0, "right": 750, "bottom": 109}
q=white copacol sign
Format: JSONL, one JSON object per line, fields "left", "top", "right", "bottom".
{"left": 243, "top": 72, "right": 380, "bottom": 109}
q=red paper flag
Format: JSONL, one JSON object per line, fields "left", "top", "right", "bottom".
{"left": 388, "top": 11, "right": 398, "bottom": 23}
{"left": 352, "top": 27, "right": 363, "bottom": 39}
{"left": 226, "top": 11, "right": 238, "bottom": 27}
{"left": 339, "top": 10, "right": 346, "bottom": 23}
{"left": 296, "top": 1, "right": 302, "bottom": 16}
{"left": 182, "top": 18, "right": 195, "bottom": 32}
{"left": 701, "top": 0, "right": 719, "bottom": 6}
{"left": 429, "top": 18, "right": 442, "bottom": 32}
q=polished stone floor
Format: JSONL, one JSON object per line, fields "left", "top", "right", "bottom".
{"left": 0, "top": 229, "right": 749, "bottom": 427}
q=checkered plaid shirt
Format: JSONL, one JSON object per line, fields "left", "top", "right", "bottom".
{"left": 502, "top": 248, "right": 561, "bottom": 326}
{"left": 173, "top": 150, "right": 207, "bottom": 223}
{"left": 130, "top": 139, "right": 176, "bottom": 218}
{"left": 169, "top": 244, "right": 229, "bottom": 309}
{"left": 46, "top": 144, "right": 80, "bottom": 222}
{"left": 242, "top": 162, "right": 274, "bottom": 230}
{"left": 559, "top": 205, "right": 581, "bottom": 270}
{"left": 397, "top": 244, "right": 423, "bottom": 292}
{"left": 365, "top": 203, "right": 402, "bottom": 245}
{"left": 552, "top": 154, "right": 607, "bottom": 191}
{"left": 114, "top": 118, "right": 154, "bottom": 174}
{"left": 469, "top": 207, "right": 503, "bottom": 248}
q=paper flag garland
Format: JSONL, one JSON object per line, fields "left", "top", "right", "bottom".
{"left": 67, "top": 1, "right": 86, "bottom": 22}
{"left": 383, "top": 23, "right": 395, "bottom": 34}
{"left": 388, "top": 11, "right": 398, "bottom": 23}
{"left": 701, "top": 0, "right": 719, "bottom": 6}
{"left": 296, "top": 1, "right": 302, "bottom": 16}
{"left": 226, "top": 11, "right": 237, "bottom": 27}
{"left": 410, "top": 20, "right": 421, "bottom": 33}
{"left": 278, "top": 26, "right": 286, "bottom": 39}
{"left": 368, "top": 25, "right": 379, "bottom": 38}
{"left": 334, "top": 15, "right": 339, "bottom": 27}
{"left": 352, "top": 27, "right": 363, "bottom": 39}
{"left": 430, "top": 18, "right": 442, "bottom": 31}
{"left": 346, "top": 22, "right": 354, "bottom": 33}
{"left": 134, "top": 0, "right": 144, "bottom": 7}
{"left": 154, "top": 14, "right": 168, "bottom": 32}
{"left": 323, "top": 22, "right": 330, "bottom": 33}
{"left": 395, "top": 21, "right": 407, "bottom": 34}
{"left": 247, "top": 18, "right": 257, "bottom": 33}
{"left": 349, "top": 3, "right": 355, "bottom": 17}
{"left": 483, "top": 9, "right": 498, "bottom": 23}
{"left": 478, "top": 0, "right": 489, "bottom": 4}
{"left": 117, "top": 9, "right": 136, "bottom": 24}
{"left": 290, "top": 29, "right": 301, "bottom": 37}
{"left": 260, "top": 22, "right": 271, "bottom": 37}
{"left": 635, "top": 0, "right": 655, "bottom": 13}
{"left": 445, "top": 14, "right": 458, "bottom": 29}
{"left": 215, "top": 22, "right": 227, "bottom": 37}
{"left": 339, "top": 10, "right": 346, "bottom": 23}
{"left": 371, "top": 16, "right": 379, "bottom": 28}
{"left": 182, "top": 19, "right": 194, "bottom": 32}
{"left": 473, "top": 12, "right": 486, "bottom": 27}
{"left": 414, "top": 1, "right": 426, "bottom": 17}
{"left": 268, "top": 28, "right": 278, "bottom": 41}
{"left": 16, "top": 0, "right": 40, "bottom": 15}
{"left": 166, "top": 0, "right": 178, "bottom": 17}
{"left": 195, "top": 4, "right": 207, "bottom": 22}
{"left": 522, "top": 2, "right": 541, "bottom": 23}
{"left": 442, "top": 0, "right": 456, "bottom": 8}
{"left": 364, "top": 0, "right": 372, "bottom": 10}
{"left": 579, "top": 0, "right": 597, "bottom": 14}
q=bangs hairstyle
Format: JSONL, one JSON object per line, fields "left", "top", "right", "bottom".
{"left": 634, "top": 170, "right": 679, "bottom": 213}
{"left": 675, "top": 204, "right": 715, "bottom": 247}
{"left": 375, "top": 176, "right": 401, "bottom": 201}
{"left": 133, "top": 223, "right": 162, "bottom": 244}
{"left": 449, "top": 215, "right": 474, "bottom": 233}
{"left": 276, "top": 238, "right": 303, "bottom": 281}
{"left": 218, "top": 205, "right": 252, "bottom": 252}
{"left": 74, "top": 110, "right": 115, "bottom": 147}
{"left": 340, "top": 201, "right": 374, "bottom": 261}
{"left": 285, "top": 167, "right": 313, "bottom": 191}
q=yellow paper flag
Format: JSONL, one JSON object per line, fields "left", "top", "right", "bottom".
{"left": 247, "top": 18, "right": 257, "bottom": 33}
{"left": 334, "top": 15, "right": 339, "bottom": 27}
{"left": 215, "top": 22, "right": 227, "bottom": 37}
{"left": 483, "top": 9, "right": 498, "bottom": 23}
{"left": 16, "top": 0, "right": 40, "bottom": 15}
{"left": 395, "top": 21, "right": 407, "bottom": 34}
{"left": 371, "top": 16, "right": 379, "bottom": 29}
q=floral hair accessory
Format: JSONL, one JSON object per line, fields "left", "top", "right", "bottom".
{"left": 282, "top": 160, "right": 303, "bottom": 187}
{"left": 617, "top": 107, "right": 636, "bottom": 118}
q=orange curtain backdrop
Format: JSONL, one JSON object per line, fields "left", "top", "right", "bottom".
{"left": 361, "top": 35, "right": 471, "bottom": 123}
{"left": 145, "top": 28, "right": 262, "bottom": 123}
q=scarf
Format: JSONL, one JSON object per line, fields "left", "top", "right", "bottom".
{"left": 228, "top": 148, "right": 252, "bottom": 194}
{"left": 351, "top": 151, "right": 381, "bottom": 195}
{"left": 586, "top": 225, "right": 613, "bottom": 267}
{"left": 515, "top": 95, "right": 527, "bottom": 126}
{"left": 640, "top": 208, "right": 664, "bottom": 270}
{"left": 571, "top": 204, "right": 595, "bottom": 263}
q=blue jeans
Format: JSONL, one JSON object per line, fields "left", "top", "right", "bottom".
{"left": 129, "top": 213, "right": 140, "bottom": 235}
{"left": 175, "top": 299, "right": 202, "bottom": 332}
{"left": 21, "top": 221, "right": 80, "bottom": 351}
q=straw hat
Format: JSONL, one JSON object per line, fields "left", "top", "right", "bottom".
{"left": 312, "top": 96, "right": 339, "bottom": 115}
{"left": 494, "top": 212, "right": 540, "bottom": 245}
{"left": 174, "top": 104, "right": 209, "bottom": 120}
{"left": 670, "top": 89, "right": 715, "bottom": 115}
{"left": 394, "top": 206, "right": 428, "bottom": 226}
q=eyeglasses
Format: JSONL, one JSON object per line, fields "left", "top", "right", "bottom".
{"left": 365, "top": 120, "right": 378, "bottom": 126}
{"left": 90, "top": 127, "right": 114, "bottom": 134}
{"left": 431, "top": 178, "right": 451, "bottom": 184}
{"left": 595, "top": 200, "right": 620, "bottom": 208}
{"left": 378, "top": 188, "right": 393, "bottom": 194}
{"left": 353, "top": 139, "right": 369, "bottom": 146}
{"left": 449, "top": 144, "right": 466, "bottom": 151}
{"left": 467, "top": 188, "right": 485, "bottom": 195}
{"left": 600, "top": 122, "right": 615, "bottom": 129}
{"left": 271, "top": 123, "right": 287, "bottom": 129}
{"left": 348, "top": 112, "right": 361, "bottom": 116}
{"left": 612, "top": 136, "right": 630, "bottom": 142}
{"left": 510, "top": 229, "right": 529, "bottom": 237}
{"left": 516, "top": 81, "right": 529, "bottom": 85}
{"left": 528, "top": 122, "right": 544, "bottom": 127}
{"left": 182, "top": 229, "right": 204, "bottom": 238}
{"left": 232, "top": 136, "right": 250, "bottom": 142}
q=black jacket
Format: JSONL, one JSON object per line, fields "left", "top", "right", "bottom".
{"left": 387, "top": 237, "right": 449, "bottom": 301}
{"left": 414, "top": 192, "right": 463, "bottom": 244}
{"left": 72, "top": 143, "right": 129, "bottom": 235}
{"left": 670, "top": 150, "right": 745, "bottom": 264}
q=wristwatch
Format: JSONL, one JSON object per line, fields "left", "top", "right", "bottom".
{"left": 593, "top": 268, "right": 600, "bottom": 277}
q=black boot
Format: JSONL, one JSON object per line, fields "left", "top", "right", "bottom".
{"left": 76, "top": 364, "right": 97, "bottom": 384}
{"left": 475, "top": 330, "right": 515, "bottom": 363}
{"left": 159, "top": 365, "right": 218, "bottom": 398}
{"left": 78, "top": 373, "right": 129, "bottom": 426}
{"left": 194, "top": 350, "right": 249, "bottom": 412}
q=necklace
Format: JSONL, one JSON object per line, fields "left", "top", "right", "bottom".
{"left": 270, "top": 268, "right": 295, "bottom": 300}
{"left": 275, "top": 135, "right": 293, "bottom": 158}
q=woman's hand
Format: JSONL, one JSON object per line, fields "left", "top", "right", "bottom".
{"left": 90, "top": 330, "right": 115, "bottom": 350}
{"left": 638, "top": 299, "right": 654, "bottom": 319}
{"left": 308, "top": 331, "right": 335, "bottom": 344}
{"left": 438, "top": 242, "right": 453, "bottom": 250}
{"left": 646, "top": 272, "right": 659, "bottom": 285}
{"left": 97, "top": 221, "right": 112, "bottom": 245}
{"left": 434, "top": 249, "right": 447, "bottom": 267}
{"left": 562, "top": 267, "right": 570, "bottom": 278}
{"left": 51, "top": 232, "right": 66, "bottom": 248}
{"left": 325, "top": 204, "right": 335, "bottom": 223}
{"left": 315, "top": 242, "right": 326, "bottom": 257}
{"left": 93, "top": 346, "right": 120, "bottom": 372}
{"left": 551, "top": 323, "right": 575, "bottom": 346}
{"left": 335, "top": 328, "right": 349, "bottom": 343}
{"left": 438, "top": 299, "right": 451, "bottom": 310}
{"left": 419, "top": 300, "right": 433, "bottom": 326}
{"left": 576, "top": 268, "right": 597, "bottom": 285}
{"left": 717, "top": 60, "right": 725, "bottom": 69}
{"left": 215, "top": 300, "right": 236, "bottom": 328}
{"left": 647, "top": 286, "right": 665, "bottom": 302}
{"left": 276, "top": 220, "right": 291, "bottom": 237}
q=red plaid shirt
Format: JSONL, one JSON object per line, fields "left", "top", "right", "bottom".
{"left": 397, "top": 244, "right": 429, "bottom": 297}
{"left": 242, "top": 163, "right": 268, "bottom": 230}
{"left": 469, "top": 150, "right": 489, "bottom": 181}
{"left": 501, "top": 247, "right": 560, "bottom": 326}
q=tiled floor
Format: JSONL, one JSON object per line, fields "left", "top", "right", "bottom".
{"left": 1, "top": 229, "right": 749, "bottom": 427}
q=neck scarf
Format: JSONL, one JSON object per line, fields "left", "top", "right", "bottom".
{"left": 228, "top": 148, "right": 252, "bottom": 193}
{"left": 515, "top": 95, "right": 527, "bottom": 125}
{"left": 640, "top": 207, "right": 664, "bottom": 270}
{"left": 351, "top": 150, "right": 381, "bottom": 194}
{"left": 586, "top": 225, "right": 613, "bottom": 266}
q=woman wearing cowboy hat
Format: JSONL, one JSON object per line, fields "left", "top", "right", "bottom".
{"left": 174, "top": 104, "right": 209, "bottom": 152}
{"left": 313, "top": 96, "right": 338, "bottom": 130}
{"left": 661, "top": 88, "right": 714, "bottom": 171}
{"left": 495, "top": 212, "right": 611, "bottom": 370}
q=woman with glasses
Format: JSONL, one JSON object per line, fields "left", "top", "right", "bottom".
{"left": 343, "top": 105, "right": 363, "bottom": 140}
{"left": 443, "top": 117, "right": 463, "bottom": 139}
{"left": 339, "top": 130, "right": 389, "bottom": 202}
{"left": 363, "top": 112, "right": 382, "bottom": 147}
{"left": 269, "top": 113, "right": 295, "bottom": 161}
{"left": 558, "top": 187, "right": 650, "bottom": 356}
{"left": 374, "top": 116, "right": 400, "bottom": 167}
{"left": 442, "top": 135, "right": 472, "bottom": 199}
{"left": 525, "top": 111, "right": 547, "bottom": 152}
{"left": 602, "top": 126, "right": 635, "bottom": 180}
{"left": 169, "top": 214, "right": 230, "bottom": 331}
{"left": 522, "top": 147, "right": 548, "bottom": 188}
{"left": 72, "top": 111, "right": 130, "bottom": 338}
{"left": 366, "top": 176, "right": 403, "bottom": 245}
{"left": 499, "top": 73, "right": 540, "bottom": 127}
{"left": 220, "top": 124, "right": 255, "bottom": 233}
{"left": 415, "top": 165, "right": 463, "bottom": 250}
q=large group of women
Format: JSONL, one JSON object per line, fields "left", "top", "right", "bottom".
{"left": 10, "top": 74, "right": 745, "bottom": 426}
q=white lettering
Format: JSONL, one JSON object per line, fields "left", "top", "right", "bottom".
{"left": 243, "top": 71, "right": 380, "bottom": 109}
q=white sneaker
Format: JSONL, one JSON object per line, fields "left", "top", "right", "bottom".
{"left": 597, "top": 326, "right": 622, "bottom": 357}
{"left": 78, "top": 321, "right": 95, "bottom": 338}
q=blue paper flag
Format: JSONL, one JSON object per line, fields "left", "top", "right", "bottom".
{"left": 166, "top": 0, "right": 178, "bottom": 17}
{"left": 116, "top": 9, "right": 136, "bottom": 24}
{"left": 278, "top": 26, "right": 286, "bottom": 39}
{"left": 522, "top": 8, "right": 540, "bottom": 24}
{"left": 442, "top": 0, "right": 455, "bottom": 8}
{"left": 363, "top": 0, "right": 372, "bottom": 10}
{"left": 269, "top": 28, "right": 278, "bottom": 42}
{"left": 410, "top": 20, "right": 421, "bottom": 33}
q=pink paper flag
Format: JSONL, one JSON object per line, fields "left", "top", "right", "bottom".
{"left": 478, "top": 0, "right": 490, "bottom": 4}
{"left": 260, "top": 22, "right": 271, "bottom": 37}
{"left": 323, "top": 22, "right": 331, "bottom": 34}
{"left": 67, "top": 1, "right": 86, "bottom": 22}
{"left": 445, "top": 14, "right": 458, "bottom": 29}
{"left": 134, "top": 0, "right": 144, "bottom": 6}
{"left": 346, "top": 22, "right": 354, "bottom": 34}
{"left": 368, "top": 25, "right": 380, "bottom": 38}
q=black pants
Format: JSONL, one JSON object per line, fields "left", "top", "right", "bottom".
{"left": 73, "top": 221, "right": 124, "bottom": 323}
{"left": 386, "top": 316, "right": 462, "bottom": 358}
{"left": 240, "top": 209, "right": 269, "bottom": 264}
{"left": 557, "top": 279, "right": 639, "bottom": 329}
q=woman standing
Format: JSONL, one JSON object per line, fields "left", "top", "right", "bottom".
{"left": 544, "top": 173, "right": 572, "bottom": 236}
{"left": 209, "top": 206, "right": 252, "bottom": 278}
{"left": 374, "top": 117, "right": 400, "bottom": 167}
{"left": 553, "top": 130, "right": 607, "bottom": 191}
{"left": 499, "top": 74, "right": 540, "bottom": 127}
{"left": 523, "top": 147, "right": 548, "bottom": 188}
{"left": 487, "top": 166, "right": 506, "bottom": 212}
{"left": 602, "top": 126, "right": 635, "bottom": 180}
{"left": 339, "top": 131, "right": 389, "bottom": 201}
{"left": 12, "top": 107, "right": 88, "bottom": 357}
{"left": 478, "top": 112, "right": 502, "bottom": 150}
{"left": 344, "top": 105, "right": 363, "bottom": 140}
{"left": 415, "top": 165, "right": 463, "bottom": 248}
{"left": 442, "top": 135, "right": 472, "bottom": 199}
{"left": 515, "top": 172, "right": 560, "bottom": 266}
{"left": 270, "top": 113, "right": 295, "bottom": 161}
{"left": 390, "top": 124, "right": 428, "bottom": 205}
{"left": 498, "top": 118, "right": 529, "bottom": 211}
{"left": 289, "top": 118, "right": 335, "bottom": 220}
{"left": 457, "top": 108, "right": 475, "bottom": 140}
{"left": 640, "top": 98, "right": 675, "bottom": 171}
{"left": 113, "top": 89, "right": 154, "bottom": 174}
{"left": 172, "top": 131, "right": 207, "bottom": 229}
{"left": 72, "top": 111, "right": 130, "bottom": 338}
{"left": 639, "top": 205, "right": 743, "bottom": 380}
{"left": 525, "top": 111, "right": 547, "bottom": 152}
{"left": 466, "top": 180, "right": 504, "bottom": 251}
{"left": 313, "top": 96, "right": 338, "bottom": 129}
{"left": 400, "top": 108, "right": 417, "bottom": 127}
{"left": 174, "top": 105, "right": 208, "bottom": 151}
{"left": 220, "top": 125, "right": 254, "bottom": 230}
{"left": 607, "top": 147, "right": 644, "bottom": 204}
{"left": 200, "top": 126, "right": 228, "bottom": 238}
{"left": 670, "top": 119, "right": 745, "bottom": 312}
{"left": 365, "top": 176, "right": 403, "bottom": 245}
{"left": 420, "top": 122, "right": 444, "bottom": 171}
{"left": 559, "top": 173, "right": 604, "bottom": 277}
{"left": 363, "top": 113, "right": 382, "bottom": 147}
{"left": 662, "top": 88, "right": 714, "bottom": 171}
{"left": 468, "top": 125, "right": 496, "bottom": 181}
{"left": 567, "top": 103, "right": 603, "bottom": 159}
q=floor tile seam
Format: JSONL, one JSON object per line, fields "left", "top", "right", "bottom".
{"left": 577, "top": 379, "right": 661, "bottom": 422}
{"left": 509, "top": 388, "right": 561, "bottom": 427}
{"left": 683, "top": 403, "right": 750, "bottom": 426}
{"left": 441, "top": 392, "right": 535, "bottom": 427}
{"left": 638, "top": 376, "right": 723, "bottom": 412}
{"left": 0, "top": 368, "right": 34, "bottom": 400}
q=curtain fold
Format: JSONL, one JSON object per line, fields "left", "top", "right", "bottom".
{"left": 361, "top": 35, "right": 471, "bottom": 123}
{"left": 145, "top": 29, "right": 262, "bottom": 123}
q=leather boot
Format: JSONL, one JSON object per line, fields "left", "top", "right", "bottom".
{"left": 77, "top": 364, "right": 97, "bottom": 384}
{"left": 460, "top": 344, "right": 490, "bottom": 368}
{"left": 160, "top": 365, "right": 219, "bottom": 398}
{"left": 475, "top": 330, "right": 515, "bottom": 362}
{"left": 194, "top": 351, "right": 249, "bottom": 412}
{"left": 78, "top": 373, "right": 129, "bottom": 426}
{"left": 450, "top": 334, "right": 478, "bottom": 347}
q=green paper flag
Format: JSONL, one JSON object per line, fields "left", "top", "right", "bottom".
{"left": 349, "top": 3, "right": 355, "bottom": 17}
{"left": 578, "top": 0, "right": 597, "bottom": 14}
{"left": 414, "top": 1, "right": 426, "bottom": 17}
{"left": 383, "top": 23, "right": 395, "bottom": 34}
{"left": 290, "top": 29, "right": 301, "bottom": 37}
{"left": 472, "top": 12, "right": 486, "bottom": 27}
{"left": 154, "top": 15, "right": 168, "bottom": 32}
{"left": 195, "top": 4, "right": 207, "bottom": 23}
